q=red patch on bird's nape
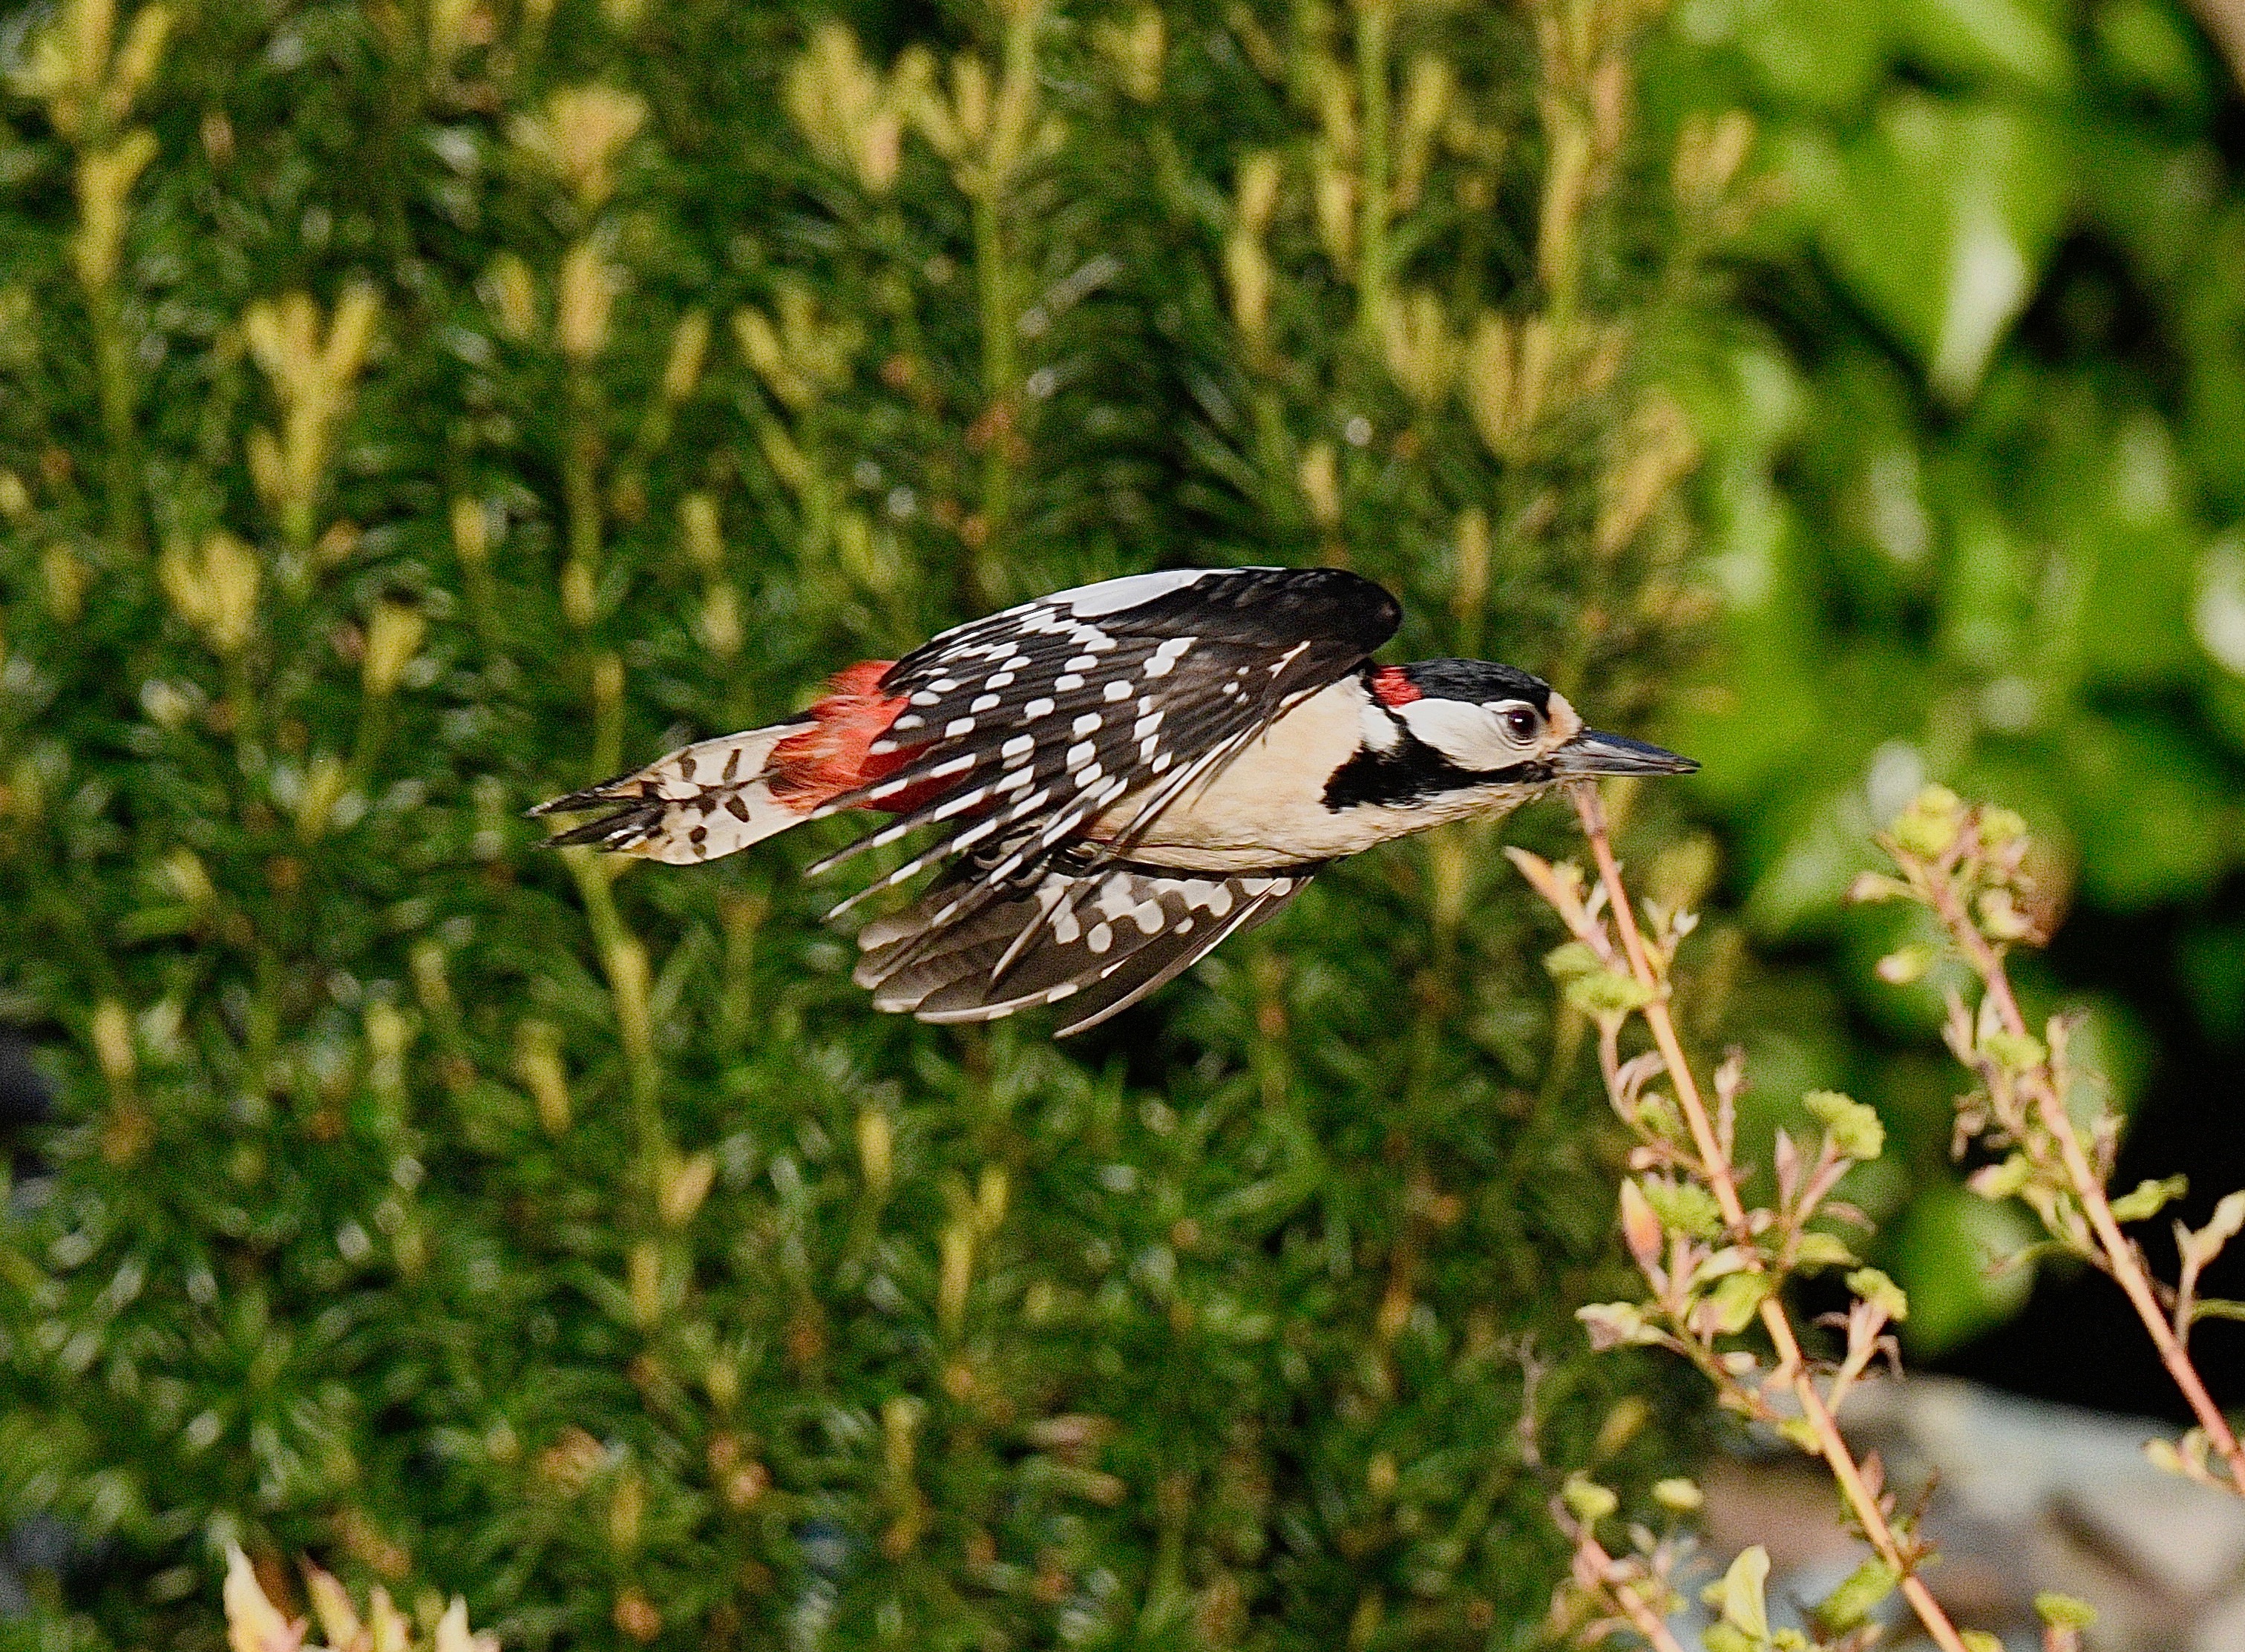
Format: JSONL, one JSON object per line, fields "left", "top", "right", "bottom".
{"left": 766, "top": 661, "right": 919, "bottom": 812}
{"left": 1369, "top": 665, "right": 1421, "bottom": 707}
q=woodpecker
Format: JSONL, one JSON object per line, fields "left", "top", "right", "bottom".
{"left": 532, "top": 566, "right": 1694, "bottom": 1035}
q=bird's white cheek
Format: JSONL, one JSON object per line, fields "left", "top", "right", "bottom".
{"left": 1394, "top": 698, "right": 1515, "bottom": 770}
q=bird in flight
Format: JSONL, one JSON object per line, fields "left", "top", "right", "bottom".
{"left": 533, "top": 566, "right": 1694, "bottom": 1035}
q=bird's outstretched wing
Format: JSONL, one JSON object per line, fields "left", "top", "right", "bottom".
{"left": 806, "top": 566, "right": 1400, "bottom": 920}
{"left": 853, "top": 840, "right": 1319, "bottom": 1037}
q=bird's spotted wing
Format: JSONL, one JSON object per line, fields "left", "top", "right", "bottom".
{"left": 804, "top": 566, "right": 1399, "bottom": 914}
{"left": 853, "top": 845, "right": 1319, "bottom": 1037}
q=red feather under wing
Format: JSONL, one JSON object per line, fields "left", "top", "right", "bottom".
{"left": 765, "top": 661, "right": 940, "bottom": 811}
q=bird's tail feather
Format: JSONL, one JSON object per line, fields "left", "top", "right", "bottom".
{"left": 529, "top": 721, "right": 813, "bottom": 864}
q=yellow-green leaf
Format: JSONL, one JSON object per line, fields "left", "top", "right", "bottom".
{"left": 1714, "top": 1544, "right": 1770, "bottom": 1638}
{"left": 1803, "top": 1089, "right": 1884, "bottom": 1161}
{"left": 1560, "top": 1472, "right": 1616, "bottom": 1524}
{"left": 1542, "top": 940, "right": 1601, "bottom": 980}
{"left": 2108, "top": 1174, "right": 2188, "bottom": 1224}
{"left": 1846, "top": 1266, "right": 1910, "bottom": 1322}
{"left": 1705, "top": 1271, "right": 1772, "bottom": 1335}
{"left": 1982, "top": 1030, "right": 2046, "bottom": 1071}
{"left": 1793, "top": 1231, "right": 1856, "bottom": 1269}
{"left": 1563, "top": 968, "right": 1654, "bottom": 1017}
{"left": 1642, "top": 1179, "right": 1724, "bottom": 1239}
{"left": 1815, "top": 1558, "right": 1898, "bottom": 1632}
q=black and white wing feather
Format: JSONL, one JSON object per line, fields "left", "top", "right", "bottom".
{"left": 853, "top": 843, "right": 1319, "bottom": 1037}
{"left": 806, "top": 566, "right": 1400, "bottom": 915}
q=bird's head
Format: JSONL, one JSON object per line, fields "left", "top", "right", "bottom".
{"left": 1367, "top": 660, "right": 1697, "bottom": 784}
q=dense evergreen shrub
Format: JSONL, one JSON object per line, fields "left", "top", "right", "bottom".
{"left": 0, "top": 0, "right": 1725, "bottom": 1645}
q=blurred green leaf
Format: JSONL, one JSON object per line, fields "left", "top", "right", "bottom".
{"left": 1819, "top": 94, "right": 2071, "bottom": 399}
{"left": 1886, "top": 1183, "right": 2038, "bottom": 1354}
{"left": 1893, "top": 0, "right": 2074, "bottom": 88}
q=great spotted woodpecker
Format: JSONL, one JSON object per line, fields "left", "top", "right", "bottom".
{"left": 533, "top": 566, "right": 1694, "bottom": 1035}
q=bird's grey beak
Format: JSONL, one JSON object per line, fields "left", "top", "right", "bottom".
{"left": 1552, "top": 729, "right": 1699, "bottom": 777}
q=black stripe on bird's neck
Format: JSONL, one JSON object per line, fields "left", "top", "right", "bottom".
{"left": 1321, "top": 737, "right": 1552, "bottom": 811}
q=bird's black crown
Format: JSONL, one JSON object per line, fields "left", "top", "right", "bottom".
{"left": 1402, "top": 658, "right": 1553, "bottom": 712}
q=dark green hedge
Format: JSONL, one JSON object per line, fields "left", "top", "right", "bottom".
{"left": 0, "top": 0, "right": 1720, "bottom": 1645}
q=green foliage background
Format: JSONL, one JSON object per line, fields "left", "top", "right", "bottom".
{"left": 0, "top": 0, "right": 1725, "bottom": 1646}
{"left": 1654, "top": 0, "right": 2245, "bottom": 1354}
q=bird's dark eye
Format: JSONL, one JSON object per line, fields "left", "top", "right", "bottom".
{"left": 1501, "top": 704, "right": 1541, "bottom": 743}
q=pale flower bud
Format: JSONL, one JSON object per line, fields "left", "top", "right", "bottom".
{"left": 157, "top": 531, "right": 260, "bottom": 656}
{"left": 294, "top": 751, "right": 349, "bottom": 841}
{"left": 1617, "top": 1178, "right": 1662, "bottom": 1267}
{"left": 91, "top": 998, "right": 135, "bottom": 1088}
{"left": 661, "top": 309, "right": 710, "bottom": 403}
{"left": 515, "top": 1023, "right": 572, "bottom": 1134}
{"left": 678, "top": 494, "right": 723, "bottom": 571}
{"left": 1094, "top": 7, "right": 1164, "bottom": 103}
{"left": 1234, "top": 151, "right": 1282, "bottom": 237}
{"left": 556, "top": 237, "right": 618, "bottom": 364}
{"left": 697, "top": 585, "right": 741, "bottom": 658}
{"left": 1297, "top": 441, "right": 1340, "bottom": 531}
{"left": 361, "top": 600, "right": 425, "bottom": 697}
{"left": 485, "top": 252, "right": 539, "bottom": 341}
{"left": 659, "top": 1150, "right": 716, "bottom": 1227}
{"left": 856, "top": 1107, "right": 893, "bottom": 1198}
{"left": 71, "top": 129, "right": 157, "bottom": 289}
{"left": 975, "top": 1164, "right": 1009, "bottom": 1233}
{"left": 449, "top": 496, "right": 488, "bottom": 568}
{"left": 105, "top": 2, "right": 170, "bottom": 119}
{"left": 938, "top": 1218, "right": 974, "bottom": 1331}
{"left": 511, "top": 84, "right": 646, "bottom": 209}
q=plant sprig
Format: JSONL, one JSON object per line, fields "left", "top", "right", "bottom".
{"left": 1861, "top": 785, "right": 2245, "bottom": 1500}
{"left": 1521, "top": 782, "right": 1973, "bottom": 1652}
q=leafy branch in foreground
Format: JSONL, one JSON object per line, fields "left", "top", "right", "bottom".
{"left": 1517, "top": 783, "right": 1974, "bottom": 1652}
{"left": 1860, "top": 787, "right": 2245, "bottom": 1500}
